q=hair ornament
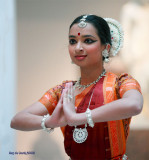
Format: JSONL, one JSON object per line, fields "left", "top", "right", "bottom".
{"left": 78, "top": 15, "right": 88, "bottom": 28}
{"left": 104, "top": 18, "right": 124, "bottom": 57}
{"left": 78, "top": 14, "right": 92, "bottom": 28}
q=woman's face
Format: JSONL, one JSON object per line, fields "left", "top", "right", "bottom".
{"left": 68, "top": 23, "right": 105, "bottom": 69}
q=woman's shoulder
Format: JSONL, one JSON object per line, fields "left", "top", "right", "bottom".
{"left": 112, "top": 72, "right": 141, "bottom": 97}
{"left": 61, "top": 80, "right": 76, "bottom": 86}
{"left": 115, "top": 72, "right": 139, "bottom": 85}
{"left": 54, "top": 80, "right": 76, "bottom": 90}
{"left": 47, "top": 80, "right": 75, "bottom": 94}
{"left": 107, "top": 71, "right": 141, "bottom": 85}
{"left": 106, "top": 72, "right": 132, "bottom": 78}
{"left": 39, "top": 80, "right": 75, "bottom": 107}
{"left": 106, "top": 72, "right": 137, "bottom": 82}
{"left": 105, "top": 72, "right": 141, "bottom": 97}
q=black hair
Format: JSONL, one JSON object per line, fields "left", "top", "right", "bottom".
{"left": 69, "top": 15, "right": 111, "bottom": 46}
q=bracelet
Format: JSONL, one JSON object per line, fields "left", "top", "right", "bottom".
{"left": 85, "top": 108, "right": 94, "bottom": 128}
{"left": 41, "top": 114, "right": 54, "bottom": 133}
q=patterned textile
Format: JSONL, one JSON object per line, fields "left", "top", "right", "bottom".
{"left": 39, "top": 72, "right": 141, "bottom": 159}
{"left": 103, "top": 72, "right": 141, "bottom": 158}
{"left": 64, "top": 77, "right": 109, "bottom": 159}
{"left": 39, "top": 80, "right": 71, "bottom": 114}
{"left": 115, "top": 73, "right": 141, "bottom": 98}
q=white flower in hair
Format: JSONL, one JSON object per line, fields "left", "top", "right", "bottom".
{"left": 104, "top": 18, "right": 124, "bottom": 57}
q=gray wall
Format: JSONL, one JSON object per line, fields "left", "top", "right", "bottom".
{"left": 0, "top": 0, "right": 16, "bottom": 160}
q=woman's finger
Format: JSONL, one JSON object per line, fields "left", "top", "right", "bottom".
{"left": 65, "top": 83, "right": 70, "bottom": 102}
{"left": 59, "top": 89, "right": 66, "bottom": 103}
{"left": 63, "top": 88, "right": 68, "bottom": 104}
{"left": 69, "top": 82, "right": 74, "bottom": 102}
{"left": 72, "top": 84, "right": 75, "bottom": 103}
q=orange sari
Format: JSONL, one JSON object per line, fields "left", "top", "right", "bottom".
{"left": 39, "top": 72, "right": 141, "bottom": 160}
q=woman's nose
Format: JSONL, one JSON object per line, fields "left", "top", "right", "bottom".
{"left": 75, "top": 42, "right": 83, "bottom": 53}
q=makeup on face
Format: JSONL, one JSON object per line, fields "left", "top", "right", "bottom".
{"left": 68, "top": 23, "right": 104, "bottom": 68}
{"left": 75, "top": 55, "right": 87, "bottom": 61}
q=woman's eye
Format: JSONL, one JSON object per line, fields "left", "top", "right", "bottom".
{"left": 69, "top": 39, "right": 77, "bottom": 45}
{"left": 84, "top": 39, "right": 96, "bottom": 44}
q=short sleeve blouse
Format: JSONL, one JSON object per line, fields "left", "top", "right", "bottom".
{"left": 115, "top": 73, "right": 141, "bottom": 98}
{"left": 39, "top": 73, "right": 141, "bottom": 115}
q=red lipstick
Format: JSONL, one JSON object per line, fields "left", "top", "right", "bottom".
{"left": 75, "top": 55, "right": 87, "bottom": 60}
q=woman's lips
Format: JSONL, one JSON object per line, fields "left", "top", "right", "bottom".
{"left": 75, "top": 55, "right": 87, "bottom": 60}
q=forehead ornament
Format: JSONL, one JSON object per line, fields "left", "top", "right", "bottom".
{"left": 78, "top": 15, "right": 88, "bottom": 28}
{"left": 78, "top": 32, "right": 80, "bottom": 36}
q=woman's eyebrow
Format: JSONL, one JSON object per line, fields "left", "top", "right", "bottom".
{"left": 69, "top": 35, "right": 76, "bottom": 38}
{"left": 69, "top": 35, "right": 96, "bottom": 38}
{"left": 83, "top": 35, "right": 96, "bottom": 38}
{"left": 69, "top": 35, "right": 96, "bottom": 39}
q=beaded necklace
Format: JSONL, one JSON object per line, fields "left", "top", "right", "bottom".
{"left": 74, "top": 69, "right": 106, "bottom": 90}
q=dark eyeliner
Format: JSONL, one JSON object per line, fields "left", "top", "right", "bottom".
{"left": 84, "top": 39, "right": 97, "bottom": 44}
{"left": 69, "top": 39, "right": 77, "bottom": 45}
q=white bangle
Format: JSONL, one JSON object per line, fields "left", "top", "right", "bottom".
{"left": 85, "top": 108, "right": 94, "bottom": 128}
{"left": 41, "top": 114, "right": 54, "bottom": 133}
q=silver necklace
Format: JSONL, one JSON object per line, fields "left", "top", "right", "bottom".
{"left": 74, "top": 69, "right": 106, "bottom": 90}
{"left": 73, "top": 89, "right": 94, "bottom": 143}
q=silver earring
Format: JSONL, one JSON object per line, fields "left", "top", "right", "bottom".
{"left": 102, "top": 49, "right": 109, "bottom": 63}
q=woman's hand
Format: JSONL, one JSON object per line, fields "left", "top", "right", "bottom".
{"left": 63, "top": 82, "right": 77, "bottom": 126}
{"left": 45, "top": 93, "right": 67, "bottom": 128}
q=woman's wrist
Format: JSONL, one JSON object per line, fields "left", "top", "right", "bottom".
{"left": 68, "top": 112, "right": 87, "bottom": 126}
{"left": 44, "top": 115, "right": 51, "bottom": 128}
{"left": 41, "top": 114, "right": 54, "bottom": 133}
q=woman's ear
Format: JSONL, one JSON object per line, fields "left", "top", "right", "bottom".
{"left": 102, "top": 43, "right": 111, "bottom": 52}
{"left": 106, "top": 44, "right": 111, "bottom": 52}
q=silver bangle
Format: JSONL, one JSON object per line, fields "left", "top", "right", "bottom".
{"left": 41, "top": 114, "right": 54, "bottom": 133}
{"left": 85, "top": 108, "right": 94, "bottom": 128}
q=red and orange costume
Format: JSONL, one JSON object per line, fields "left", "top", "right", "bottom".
{"left": 39, "top": 72, "right": 141, "bottom": 160}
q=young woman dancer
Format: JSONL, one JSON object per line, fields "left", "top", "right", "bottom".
{"left": 11, "top": 15, "right": 143, "bottom": 160}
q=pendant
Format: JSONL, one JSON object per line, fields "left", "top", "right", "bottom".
{"left": 73, "top": 124, "right": 88, "bottom": 143}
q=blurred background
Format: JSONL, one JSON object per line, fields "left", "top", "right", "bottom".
{"left": 1, "top": 0, "right": 149, "bottom": 159}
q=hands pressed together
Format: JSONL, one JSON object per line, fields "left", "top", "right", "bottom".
{"left": 46, "top": 82, "right": 77, "bottom": 128}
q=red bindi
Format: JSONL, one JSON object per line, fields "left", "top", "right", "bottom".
{"left": 78, "top": 32, "right": 80, "bottom": 36}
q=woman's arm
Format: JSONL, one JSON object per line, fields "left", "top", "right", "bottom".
{"left": 91, "top": 89, "right": 142, "bottom": 122}
{"left": 11, "top": 94, "right": 67, "bottom": 131}
{"left": 63, "top": 83, "right": 143, "bottom": 126}
{"left": 10, "top": 102, "right": 48, "bottom": 131}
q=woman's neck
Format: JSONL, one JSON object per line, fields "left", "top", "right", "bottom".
{"left": 80, "top": 65, "right": 104, "bottom": 85}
